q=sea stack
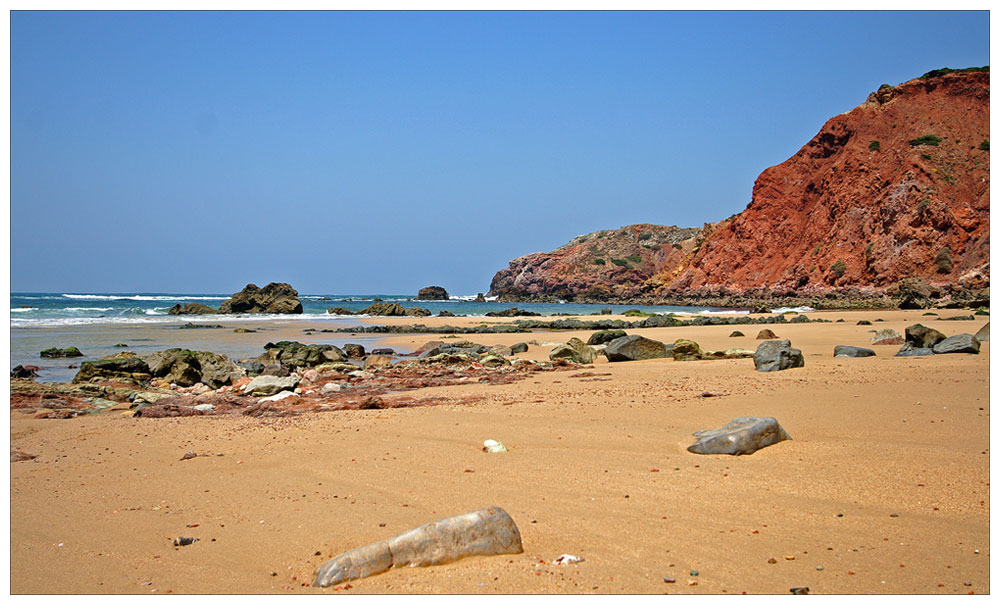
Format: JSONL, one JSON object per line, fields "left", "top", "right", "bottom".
{"left": 416, "top": 286, "right": 450, "bottom": 300}
{"left": 219, "top": 283, "right": 303, "bottom": 314}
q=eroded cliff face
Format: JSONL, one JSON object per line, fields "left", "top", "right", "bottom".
{"left": 490, "top": 70, "right": 990, "bottom": 307}
{"left": 488, "top": 224, "right": 702, "bottom": 302}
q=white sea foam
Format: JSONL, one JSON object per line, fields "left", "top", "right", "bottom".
{"left": 61, "top": 294, "right": 230, "bottom": 301}
{"left": 666, "top": 309, "right": 749, "bottom": 316}
{"left": 771, "top": 306, "right": 815, "bottom": 314}
{"left": 449, "top": 294, "right": 498, "bottom": 302}
{"left": 12, "top": 312, "right": 366, "bottom": 329}
{"left": 63, "top": 307, "right": 114, "bottom": 312}
{"left": 10, "top": 307, "right": 36, "bottom": 312}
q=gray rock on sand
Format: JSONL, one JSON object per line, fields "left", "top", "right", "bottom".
{"left": 834, "top": 345, "right": 876, "bottom": 358}
{"left": 687, "top": 417, "right": 791, "bottom": 455}
{"left": 932, "top": 334, "right": 980, "bottom": 355}
{"left": 905, "top": 324, "right": 946, "bottom": 349}
{"left": 313, "top": 506, "right": 523, "bottom": 587}
{"left": 603, "top": 334, "right": 670, "bottom": 362}
{"left": 510, "top": 342, "right": 529, "bottom": 354}
{"left": 242, "top": 375, "right": 300, "bottom": 397}
{"left": 752, "top": 339, "right": 804, "bottom": 372}
{"left": 549, "top": 338, "right": 596, "bottom": 364}
{"left": 894, "top": 345, "right": 935, "bottom": 357}
{"left": 974, "top": 322, "right": 989, "bottom": 342}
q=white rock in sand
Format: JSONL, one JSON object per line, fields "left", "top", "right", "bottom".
{"left": 483, "top": 439, "right": 508, "bottom": 453}
{"left": 258, "top": 391, "right": 298, "bottom": 403}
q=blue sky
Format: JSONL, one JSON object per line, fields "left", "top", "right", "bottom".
{"left": 10, "top": 11, "right": 989, "bottom": 295}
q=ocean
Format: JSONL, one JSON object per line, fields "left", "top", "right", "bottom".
{"left": 9, "top": 292, "right": 741, "bottom": 382}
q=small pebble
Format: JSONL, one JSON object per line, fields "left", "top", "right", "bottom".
{"left": 785, "top": 555, "right": 796, "bottom": 560}
{"left": 790, "top": 587, "right": 810, "bottom": 595}
{"left": 964, "top": 582, "right": 972, "bottom": 586}
{"left": 816, "top": 566, "right": 824, "bottom": 571}
{"left": 836, "top": 513, "right": 843, "bottom": 517}
{"left": 663, "top": 577, "right": 676, "bottom": 584}
{"left": 687, "top": 580, "right": 698, "bottom": 586}
{"left": 767, "top": 558, "right": 778, "bottom": 564}
{"left": 890, "top": 514, "right": 899, "bottom": 518}
{"left": 690, "top": 570, "right": 699, "bottom": 576}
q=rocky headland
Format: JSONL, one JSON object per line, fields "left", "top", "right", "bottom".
{"left": 489, "top": 69, "right": 990, "bottom": 309}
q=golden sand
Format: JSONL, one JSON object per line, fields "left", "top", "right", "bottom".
{"left": 9, "top": 310, "right": 990, "bottom": 594}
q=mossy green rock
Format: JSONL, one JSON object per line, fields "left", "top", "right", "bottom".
{"left": 72, "top": 356, "right": 151, "bottom": 383}
{"left": 40, "top": 346, "right": 83, "bottom": 358}
{"left": 672, "top": 339, "right": 703, "bottom": 361}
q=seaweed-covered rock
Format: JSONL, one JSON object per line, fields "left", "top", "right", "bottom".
{"left": 313, "top": 506, "right": 523, "bottom": 587}
{"left": 548, "top": 338, "right": 596, "bottom": 364}
{"left": 687, "top": 417, "right": 791, "bottom": 455}
{"left": 72, "top": 355, "right": 151, "bottom": 383}
{"left": 905, "top": 323, "right": 946, "bottom": 349}
{"left": 40, "top": 347, "right": 83, "bottom": 358}
{"left": 416, "top": 286, "right": 449, "bottom": 300}
{"left": 974, "top": 322, "right": 989, "bottom": 342}
{"left": 327, "top": 307, "right": 355, "bottom": 315}
{"left": 604, "top": 334, "right": 670, "bottom": 362}
{"left": 485, "top": 307, "right": 541, "bottom": 317}
{"left": 834, "top": 345, "right": 876, "bottom": 358}
{"left": 756, "top": 329, "right": 779, "bottom": 340}
{"left": 168, "top": 302, "right": 218, "bottom": 315}
{"left": 587, "top": 329, "right": 627, "bottom": 346}
{"left": 220, "top": 282, "right": 303, "bottom": 314}
{"left": 752, "top": 339, "right": 804, "bottom": 372}
{"left": 672, "top": 339, "right": 703, "bottom": 361}
{"left": 932, "top": 334, "right": 980, "bottom": 354}
{"left": 870, "top": 329, "right": 904, "bottom": 345}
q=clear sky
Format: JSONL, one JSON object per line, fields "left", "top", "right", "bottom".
{"left": 10, "top": 10, "right": 989, "bottom": 295}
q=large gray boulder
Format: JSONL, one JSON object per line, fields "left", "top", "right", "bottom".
{"left": 604, "top": 335, "right": 670, "bottom": 362}
{"left": 834, "top": 345, "right": 876, "bottom": 358}
{"left": 687, "top": 417, "right": 791, "bottom": 455}
{"left": 313, "top": 506, "right": 523, "bottom": 587}
{"left": 932, "top": 334, "right": 981, "bottom": 354}
{"left": 549, "top": 338, "right": 596, "bottom": 364}
{"left": 219, "top": 282, "right": 303, "bottom": 314}
{"left": 242, "top": 375, "right": 300, "bottom": 397}
{"left": 974, "top": 322, "right": 989, "bottom": 342}
{"left": 752, "top": 339, "right": 804, "bottom": 372}
{"left": 905, "top": 323, "right": 946, "bottom": 349}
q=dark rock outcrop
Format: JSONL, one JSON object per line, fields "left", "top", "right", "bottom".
{"left": 327, "top": 307, "right": 355, "bottom": 315}
{"left": 168, "top": 302, "right": 218, "bottom": 315}
{"left": 687, "top": 417, "right": 791, "bottom": 455}
{"left": 73, "top": 354, "right": 151, "bottom": 383}
{"left": 753, "top": 339, "right": 804, "bottom": 372}
{"left": 11, "top": 365, "right": 39, "bottom": 379}
{"left": 416, "top": 286, "right": 450, "bottom": 300}
{"left": 905, "top": 323, "right": 947, "bottom": 349}
{"left": 485, "top": 307, "right": 541, "bottom": 317}
{"left": 40, "top": 347, "right": 83, "bottom": 358}
{"left": 220, "top": 283, "right": 303, "bottom": 314}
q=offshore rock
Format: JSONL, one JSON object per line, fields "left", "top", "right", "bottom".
{"left": 486, "top": 307, "right": 541, "bottom": 317}
{"left": 416, "top": 286, "right": 450, "bottom": 300}
{"left": 327, "top": 307, "right": 355, "bottom": 315}
{"left": 932, "top": 334, "right": 980, "bottom": 354}
{"left": 603, "top": 334, "right": 670, "bottom": 362}
{"left": 687, "top": 417, "right": 791, "bottom": 455}
{"left": 834, "top": 345, "right": 876, "bottom": 358}
{"left": 220, "top": 282, "right": 303, "bottom": 314}
{"left": 40, "top": 347, "right": 83, "bottom": 358}
{"left": 753, "top": 339, "right": 804, "bottom": 372}
{"left": 168, "top": 302, "right": 218, "bottom": 315}
{"left": 549, "top": 338, "right": 596, "bottom": 364}
{"left": 10, "top": 365, "right": 39, "bottom": 380}
{"left": 313, "top": 506, "right": 523, "bottom": 587}
{"left": 905, "top": 324, "right": 947, "bottom": 349}
{"left": 359, "top": 302, "right": 408, "bottom": 316}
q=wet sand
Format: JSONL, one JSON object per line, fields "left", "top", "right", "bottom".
{"left": 9, "top": 310, "right": 990, "bottom": 594}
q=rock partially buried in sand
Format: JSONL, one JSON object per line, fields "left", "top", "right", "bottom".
{"left": 756, "top": 329, "right": 778, "bottom": 340}
{"left": 870, "top": 329, "right": 904, "bottom": 345}
{"left": 753, "top": 340, "right": 804, "bottom": 372}
{"left": 483, "top": 439, "right": 508, "bottom": 453}
{"left": 549, "top": 338, "right": 596, "bottom": 364}
{"left": 687, "top": 417, "right": 791, "bottom": 455}
{"left": 834, "top": 345, "right": 875, "bottom": 358}
{"left": 603, "top": 334, "right": 670, "bottom": 362}
{"left": 894, "top": 345, "right": 935, "bottom": 357}
{"left": 242, "top": 375, "right": 300, "bottom": 397}
{"left": 313, "top": 506, "right": 523, "bottom": 587}
{"left": 974, "top": 322, "right": 989, "bottom": 342}
{"left": 672, "top": 339, "right": 703, "bottom": 361}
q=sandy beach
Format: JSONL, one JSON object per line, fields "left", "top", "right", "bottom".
{"left": 9, "top": 310, "right": 990, "bottom": 594}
